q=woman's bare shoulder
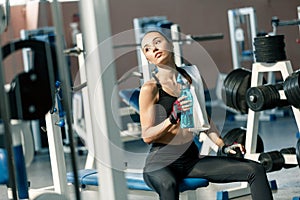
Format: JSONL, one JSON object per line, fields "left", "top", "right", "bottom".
{"left": 140, "top": 80, "right": 158, "bottom": 94}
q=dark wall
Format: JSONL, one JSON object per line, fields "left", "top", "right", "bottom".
{"left": 109, "top": 0, "right": 300, "bottom": 88}
{"left": 2, "top": 1, "right": 300, "bottom": 88}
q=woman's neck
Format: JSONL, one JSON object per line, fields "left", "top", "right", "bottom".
{"left": 156, "top": 65, "right": 178, "bottom": 83}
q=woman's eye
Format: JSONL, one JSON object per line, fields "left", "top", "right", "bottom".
{"left": 144, "top": 47, "right": 149, "bottom": 52}
{"left": 155, "top": 40, "right": 161, "bottom": 45}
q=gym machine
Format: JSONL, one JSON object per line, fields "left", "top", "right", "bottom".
{"left": 20, "top": 27, "right": 57, "bottom": 154}
{"left": 0, "top": 0, "right": 82, "bottom": 199}
{"left": 228, "top": 7, "right": 257, "bottom": 70}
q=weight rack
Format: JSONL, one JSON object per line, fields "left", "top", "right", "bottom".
{"left": 223, "top": 60, "right": 300, "bottom": 199}
{"left": 245, "top": 60, "right": 300, "bottom": 164}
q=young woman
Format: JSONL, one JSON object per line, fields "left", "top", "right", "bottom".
{"left": 139, "top": 31, "right": 273, "bottom": 200}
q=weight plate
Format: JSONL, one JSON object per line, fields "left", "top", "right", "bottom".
{"left": 222, "top": 68, "right": 251, "bottom": 114}
{"left": 236, "top": 74, "right": 252, "bottom": 114}
{"left": 231, "top": 73, "right": 248, "bottom": 111}
{"left": 254, "top": 35, "right": 284, "bottom": 43}
{"left": 246, "top": 86, "right": 266, "bottom": 111}
{"left": 254, "top": 35, "right": 286, "bottom": 63}
{"left": 222, "top": 70, "right": 237, "bottom": 109}
{"left": 284, "top": 72, "right": 300, "bottom": 108}
{"left": 246, "top": 85, "right": 280, "bottom": 111}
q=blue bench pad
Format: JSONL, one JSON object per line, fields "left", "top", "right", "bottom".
{"left": 67, "top": 169, "right": 209, "bottom": 192}
{"left": 119, "top": 88, "right": 140, "bottom": 113}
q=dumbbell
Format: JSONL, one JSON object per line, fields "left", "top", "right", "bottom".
{"left": 258, "top": 150, "right": 285, "bottom": 172}
{"left": 246, "top": 83, "right": 289, "bottom": 112}
{"left": 259, "top": 148, "right": 299, "bottom": 172}
{"left": 280, "top": 147, "right": 298, "bottom": 169}
{"left": 283, "top": 71, "right": 300, "bottom": 109}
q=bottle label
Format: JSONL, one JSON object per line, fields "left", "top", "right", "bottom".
{"left": 180, "top": 88, "right": 194, "bottom": 128}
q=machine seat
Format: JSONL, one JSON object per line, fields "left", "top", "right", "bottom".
{"left": 67, "top": 169, "right": 209, "bottom": 192}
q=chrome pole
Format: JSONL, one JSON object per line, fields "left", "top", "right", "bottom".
{"left": 79, "top": 0, "right": 128, "bottom": 199}
{"left": 50, "top": 1, "right": 81, "bottom": 199}
{"left": 0, "top": 0, "right": 17, "bottom": 199}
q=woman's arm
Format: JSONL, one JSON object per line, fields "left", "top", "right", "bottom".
{"left": 139, "top": 82, "right": 175, "bottom": 144}
{"left": 206, "top": 120, "right": 245, "bottom": 154}
{"left": 201, "top": 115, "right": 224, "bottom": 148}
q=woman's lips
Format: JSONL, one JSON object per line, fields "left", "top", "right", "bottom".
{"left": 155, "top": 52, "right": 162, "bottom": 58}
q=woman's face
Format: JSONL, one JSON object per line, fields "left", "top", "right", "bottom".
{"left": 141, "top": 31, "right": 174, "bottom": 66}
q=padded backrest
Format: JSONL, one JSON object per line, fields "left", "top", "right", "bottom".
{"left": 119, "top": 88, "right": 140, "bottom": 113}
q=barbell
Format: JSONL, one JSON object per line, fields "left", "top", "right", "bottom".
{"left": 113, "top": 33, "right": 224, "bottom": 49}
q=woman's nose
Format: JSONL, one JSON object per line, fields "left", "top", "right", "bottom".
{"left": 152, "top": 45, "right": 158, "bottom": 52}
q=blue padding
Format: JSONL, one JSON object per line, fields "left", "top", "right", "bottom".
{"left": 67, "top": 169, "right": 209, "bottom": 192}
{"left": 0, "top": 148, "right": 8, "bottom": 184}
{"left": 125, "top": 172, "right": 152, "bottom": 191}
{"left": 67, "top": 169, "right": 97, "bottom": 186}
{"left": 14, "top": 145, "right": 29, "bottom": 199}
{"left": 119, "top": 88, "right": 140, "bottom": 112}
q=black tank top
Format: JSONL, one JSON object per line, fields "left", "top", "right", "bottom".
{"left": 153, "top": 75, "right": 177, "bottom": 125}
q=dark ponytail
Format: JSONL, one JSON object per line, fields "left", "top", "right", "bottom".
{"left": 176, "top": 66, "right": 192, "bottom": 84}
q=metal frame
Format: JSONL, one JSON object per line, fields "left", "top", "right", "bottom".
{"left": 245, "top": 61, "right": 300, "bottom": 156}
{"left": 79, "top": 0, "right": 128, "bottom": 199}
{"left": 133, "top": 16, "right": 168, "bottom": 84}
{"left": 298, "top": 6, "right": 300, "bottom": 34}
{"left": 223, "top": 61, "right": 300, "bottom": 199}
{"left": 228, "top": 7, "right": 257, "bottom": 69}
{"left": 20, "top": 26, "right": 56, "bottom": 154}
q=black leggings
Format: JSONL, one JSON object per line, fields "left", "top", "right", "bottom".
{"left": 143, "top": 142, "right": 273, "bottom": 200}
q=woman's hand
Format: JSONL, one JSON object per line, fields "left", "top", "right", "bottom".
{"left": 169, "top": 96, "right": 192, "bottom": 124}
{"left": 177, "top": 96, "right": 192, "bottom": 112}
{"left": 222, "top": 143, "right": 246, "bottom": 155}
{"left": 169, "top": 100, "right": 181, "bottom": 124}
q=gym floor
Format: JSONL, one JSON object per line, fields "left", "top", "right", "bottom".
{"left": 8, "top": 106, "right": 300, "bottom": 200}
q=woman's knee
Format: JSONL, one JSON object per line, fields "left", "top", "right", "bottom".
{"left": 160, "top": 178, "right": 178, "bottom": 191}
{"left": 247, "top": 161, "right": 267, "bottom": 182}
{"left": 251, "top": 161, "right": 266, "bottom": 175}
{"left": 143, "top": 171, "right": 178, "bottom": 192}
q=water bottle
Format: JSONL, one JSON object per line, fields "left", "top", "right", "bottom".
{"left": 177, "top": 74, "right": 194, "bottom": 128}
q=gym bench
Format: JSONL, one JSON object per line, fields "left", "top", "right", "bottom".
{"left": 66, "top": 168, "right": 209, "bottom": 200}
